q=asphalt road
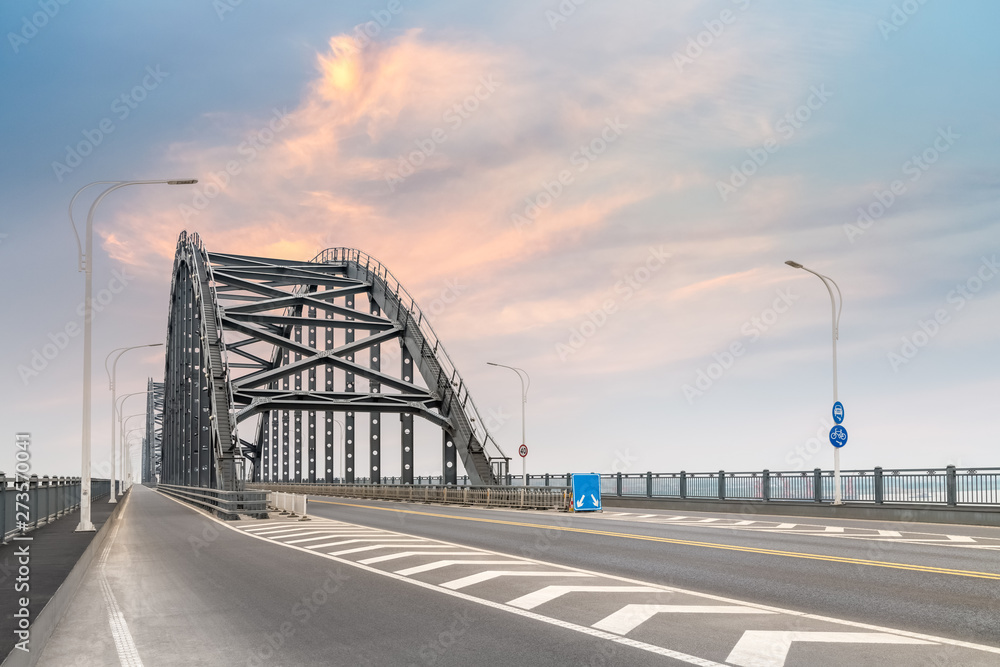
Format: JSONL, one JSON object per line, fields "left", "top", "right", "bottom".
{"left": 33, "top": 487, "right": 1000, "bottom": 666}
{"left": 305, "top": 496, "right": 1000, "bottom": 648}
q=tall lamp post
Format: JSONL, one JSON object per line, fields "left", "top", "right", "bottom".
{"left": 116, "top": 391, "right": 153, "bottom": 494}
{"left": 122, "top": 422, "right": 146, "bottom": 493}
{"left": 486, "top": 362, "right": 530, "bottom": 486}
{"left": 105, "top": 344, "right": 162, "bottom": 502}
{"left": 71, "top": 179, "right": 197, "bottom": 531}
{"left": 785, "top": 260, "right": 844, "bottom": 505}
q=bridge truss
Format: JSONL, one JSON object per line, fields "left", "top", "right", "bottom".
{"left": 161, "top": 232, "right": 509, "bottom": 491}
{"left": 141, "top": 378, "right": 164, "bottom": 484}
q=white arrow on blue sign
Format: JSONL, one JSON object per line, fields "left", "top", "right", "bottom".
{"left": 832, "top": 401, "right": 845, "bottom": 424}
{"left": 829, "top": 425, "right": 848, "bottom": 448}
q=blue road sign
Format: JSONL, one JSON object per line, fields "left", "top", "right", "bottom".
{"left": 829, "top": 425, "right": 848, "bottom": 448}
{"left": 571, "top": 473, "right": 602, "bottom": 512}
{"left": 832, "top": 401, "right": 845, "bottom": 424}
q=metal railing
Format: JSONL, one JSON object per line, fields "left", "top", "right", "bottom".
{"left": 158, "top": 483, "right": 270, "bottom": 519}
{"left": 593, "top": 466, "right": 1000, "bottom": 507}
{"left": 248, "top": 482, "right": 571, "bottom": 511}
{"left": 1, "top": 475, "right": 112, "bottom": 543}
{"left": 274, "top": 466, "right": 1000, "bottom": 508}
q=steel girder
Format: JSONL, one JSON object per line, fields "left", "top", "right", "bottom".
{"left": 162, "top": 232, "right": 241, "bottom": 490}
{"left": 162, "top": 234, "right": 509, "bottom": 488}
{"left": 142, "top": 378, "right": 164, "bottom": 483}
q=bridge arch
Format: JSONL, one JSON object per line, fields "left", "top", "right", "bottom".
{"left": 161, "top": 232, "right": 508, "bottom": 490}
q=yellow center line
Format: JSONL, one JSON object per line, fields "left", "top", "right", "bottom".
{"left": 310, "top": 499, "right": 1000, "bottom": 581}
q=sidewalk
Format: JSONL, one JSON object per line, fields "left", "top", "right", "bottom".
{"left": 0, "top": 498, "right": 117, "bottom": 661}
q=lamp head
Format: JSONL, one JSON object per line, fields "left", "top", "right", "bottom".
{"left": 167, "top": 179, "right": 198, "bottom": 185}
{"left": 784, "top": 260, "right": 804, "bottom": 269}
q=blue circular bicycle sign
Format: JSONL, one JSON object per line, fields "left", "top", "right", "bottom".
{"left": 829, "top": 425, "right": 848, "bottom": 448}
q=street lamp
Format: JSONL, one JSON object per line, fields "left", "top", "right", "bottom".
{"left": 105, "top": 344, "right": 162, "bottom": 502}
{"left": 487, "top": 362, "right": 530, "bottom": 486}
{"left": 116, "top": 390, "right": 153, "bottom": 495}
{"left": 785, "top": 260, "right": 844, "bottom": 505}
{"left": 70, "top": 179, "right": 197, "bottom": 531}
{"left": 120, "top": 414, "right": 146, "bottom": 492}
{"left": 124, "top": 430, "right": 145, "bottom": 488}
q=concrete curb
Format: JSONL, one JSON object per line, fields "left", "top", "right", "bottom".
{"left": 601, "top": 496, "right": 1000, "bottom": 527}
{"left": 1, "top": 490, "right": 130, "bottom": 667}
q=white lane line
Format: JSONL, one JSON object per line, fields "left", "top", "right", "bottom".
{"left": 396, "top": 559, "right": 533, "bottom": 576}
{"left": 441, "top": 571, "right": 592, "bottom": 591}
{"left": 725, "top": 631, "right": 933, "bottom": 667}
{"left": 877, "top": 530, "right": 902, "bottom": 537}
{"left": 696, "top": 518, "right": 720, "bottom": 523}
{"left": 946, "top": 535, "right": 977, "bottom": 543}
{"left": 733, "top": 520, "right": 756, "bottom": 526}
{"left": 775, "top": 523, "right": 797, "bottom": 529}
{"left": 329, "top": 542, "right": 426, "bottom": 556}
{"left": 593, "top": 604, "right": 775, "bottom": 635}
{"left": 359, "top": 549, "right": 479, "bottom": 565}
{"left": 508, "top": 586, "right": 660, "bottom": 611}
{"left": 97, "top": 497, "right": 144, "bottom": 667}
{"left": 636, "top": 514, "right": 658, "bottom": 519}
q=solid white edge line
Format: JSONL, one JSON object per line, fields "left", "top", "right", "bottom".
{"left": 156, "top": 491, "right": 1000, "bottom": 657}
{"left": 96, "top": 493, "right": 145, "bottom": 667}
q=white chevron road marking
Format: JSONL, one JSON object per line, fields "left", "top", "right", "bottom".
{"left": 725, "top": 631, "right": 934, "bottom": 667}
{"left": 358, "top": 549, "right": 482, "bottom": 565}
{"left": 397, "top": 559, "right": 533, "bottom": 576}
{"left": 592, "top": 604, "right": 775, "bottom": 635}
{"left": 507, "top": 585, "right": 660, "bottom": 610}
{"left": 442, "top": 570, "right": 592, "bottom": 591}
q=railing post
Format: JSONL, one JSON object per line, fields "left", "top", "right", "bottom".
{"left": 813, "top": 468, "right": 822, "bottom": 503}
{"left": 0, "top": 472, "right": 6, "bottom": 542}
{"left": 762, "top": 469, "right": 771, "bottom": 502}
{"left": 616, "top": 472, "right": 622, "bottom": 497}
{"left": 874, "top": 467, "right": 884, "bottom": 504}
{"left": 946, "top": 465, "right": 957, "bottom": 506}
{"left": 29, "top": 474, "right": 39, "bottom": 529}
{"left": 41, "top": 476, "right": 49, "bottom": 525}
{"left": 680, "top": 471, "right": 687, "bottom": 499}
{"left": 646, "top": 471, "right": 653, "bottom": 498}
{"left": 718, "top": 471, "right": 725, "bottom": 500}
{"left": 545, "top": 474, "right": 550, "bottom": 487}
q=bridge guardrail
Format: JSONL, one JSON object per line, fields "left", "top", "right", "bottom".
{"left": 158, "top": 483, "right": 269, "bottom": 519}
{"left": 1, "top": 475, "right": 111, "bottom": 543}
{"left": 248, "top": 482, "right": 571, "bottom": 511}
{"left": 308, "top": 465, "right": 1000, "bottom": 508}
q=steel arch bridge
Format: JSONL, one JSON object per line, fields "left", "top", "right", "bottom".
{"left": 159, "top": 231, "right": 509, "bottom": 491}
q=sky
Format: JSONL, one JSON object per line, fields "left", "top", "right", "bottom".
{"left": 1, "top": 0, "right": 998, "bottom": 481}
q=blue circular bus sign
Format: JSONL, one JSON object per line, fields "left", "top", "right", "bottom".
{"left": 829, "top": 425, "right": 848, "bottom": 448}
{"left": 832, "top": 401, "right": 845, "bottom": 424}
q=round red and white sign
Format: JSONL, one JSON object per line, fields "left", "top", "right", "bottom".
{"left": 518, "top": 444, "right": 528, "bottom": 458}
